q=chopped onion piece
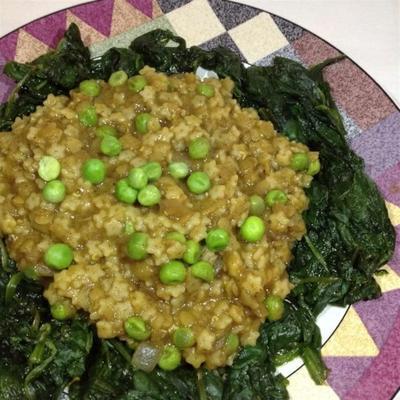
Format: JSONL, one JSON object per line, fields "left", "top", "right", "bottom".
{"left": 131, "top": 342, "right": 160, "bottom": 372}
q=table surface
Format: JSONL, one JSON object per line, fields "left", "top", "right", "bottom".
{"left": 1, "top": 0, "right": 399, "bottom": 107}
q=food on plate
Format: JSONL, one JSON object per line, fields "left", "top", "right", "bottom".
{"left": 0, "top": 25, "right": 395, "bottom": 400}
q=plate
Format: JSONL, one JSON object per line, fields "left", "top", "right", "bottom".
{"left": 0, "top": 1, "right": 399, "bottom": 399}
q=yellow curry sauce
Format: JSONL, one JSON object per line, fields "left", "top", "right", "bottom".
{"left": 0, "top": 67, "right": 317, "bottom": 368}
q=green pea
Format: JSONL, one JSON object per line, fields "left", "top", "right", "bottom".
{"left": 265, "top": 190, "right": 288, "bottom": 207}
{"left": 158, "top": 344, "right": 181, "bottom": 371}
{"left": 124, "top": 316, "right": 151, "bottom": 341}
{"left": 159, "top": 261, "right": 186, "bottom": 285}
{"left": 44, "top": 243, "right": 73, "bottom": 270}
{"left": 187, "top": 171, "right": 211, "bottom": 194}
{"left": 206, "top": 228, "right": 230, "bottom": 252}
{"left": 183, "top": 240, "right": 201, "bottom": 264}
{"left": 191, "top": 261, "right": 215, "bottom": 282}
{"left": 290, "top": 152, "right": 309, "bottom": 171}
{"left": 79, "top": 79, "right": 101, "bottom": 97}
{"left": 188, "top": 137, "right": 210, "bottom": 160}
{"left": 196, "top": 82, "right": 215, "bottom": 97}
{"left": 51, "top": 303, "right": 74, "bottom": 320}
{"left": 138, "top": 185, "right": 161, "bottom": 207}
{"left": 100, "top": 135, "right": 122, "bottom": 157}
{"left": 127, "top": 232, "right": 148, "bottom": 261}
{"left": 249, "top": 195, "right": 265, "bottom": 216}
{"left": 128, "top": 75, "right": 147, "bottom": 93}
{"left": 38, "top": 156, "right": 61, "bottom": 181}
{"left": 172, "top": 327, "right": 196, "bottom": 349}
{"left": 308, "top": 159, "right": 321, "bottom": 176}
{"left": 96, "top": 125, "right": 117, "bottom": 138}
{"left": 108, "top": 70, "right": 128, "bottom": 87}
{"left": 264, "top": 294, "right": 285, "bottom": 321}
{"left": 168, "top": 162, "right": 189, "bottom": 179}
{"left": 128, "top": 167, "right": 148, "bottom": 190}
{"left": 141, "top": 162, "right": 162, "bottom": 182}
{"left": 225, "top": 333, "right": 240, "bottom": 354}
{"left": 165, "top": 231, "right": 186, "bottom": 244}
{"left": 115, "top": 179, "right": 137, "bottom": 204}
{"left": 82, "top": 159, "right": 106, "bottom": 184}
{"left": 240, "top": 216, "right": 266, "bottom": 242}
{"left": 42, "top": 180, "right": 66, "bottom": 203}
{"left": 78, "top": 105, "right": 98, "bottom": 127}
{"left": 135, "top": 112, "right": 152, "bottom": 134}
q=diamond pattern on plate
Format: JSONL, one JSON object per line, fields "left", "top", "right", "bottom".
{"left": 66, "top": 11, "right": 107, "bottom": 46}
{"left": 111, "top": 0, "right": 152, "bottom": 36}
{"left": 385, "top": 201, "right": 400, "bottom": 226}
{"left": 24, "top": 11, "right": 67, "bottom": 48}
{"left": 15, "top": 29, "right": 49, "bottom": 63}
{"left": 166, "top": 0, "right": 225, "bottom": 47}
{"left": 229, "top": 13, "right": 288, "bottom": 63}
{"left": 321, "top": 306, "right": 379, "bottom": 357}
{"left": 354, "top": 289, "right": 400, "bottom": 348}
{"left": 70, "top": 0, "right": 115, "bottom": 37}
{"left": 375, "top": 265, "right": 400, "bottom": 293}
{"left": 287, "top": 366, "right": 341, "bottom": 400}
{"left": 324, "top": 356, "right": 374, "bottom": 399}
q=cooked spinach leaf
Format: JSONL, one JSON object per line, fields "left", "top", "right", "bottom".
{"left": 90, "top": 48, "right": 144, "bottom": 81}
{"left": 243, "top": 57, "right": 395, "bottom": 313}
{"left": 0, "top": 257, "right": 93, "bottom": 400}
{"left": 0, "top": 24, "right": 144, "bottom": 131}
{"left": 0, "top": 24, "right": 395, "bottom": 400}
{"left": 0, "top": 24, "right": 90, "bottom": 131}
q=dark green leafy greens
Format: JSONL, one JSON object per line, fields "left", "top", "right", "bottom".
{"left": 0, "top": 262, "right": 93, "bottom": 399}
{"left": 0, "top": 25, "right": 395, "bottom": 400}
{"left": 0, "top": 24, "right": 90, "bottom": 131}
